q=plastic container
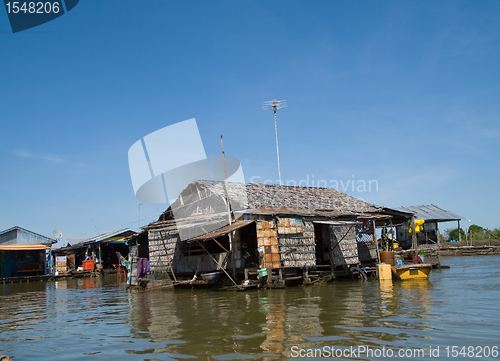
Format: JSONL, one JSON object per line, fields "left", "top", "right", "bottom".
{"left": 258, "top": 268, "right": 268, "bottom": 277}
{"left": 380, "top": 251, "right": 395, "bottom": 266}
{"left": 82, "top": 260, "right": 95, "bottom": 271}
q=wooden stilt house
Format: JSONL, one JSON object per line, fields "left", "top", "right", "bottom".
{"left": 136, "top": 181, "right": 410, "bottom": 285}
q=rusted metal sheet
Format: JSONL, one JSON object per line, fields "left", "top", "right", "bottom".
{"left": 186, "top": 220, "right": 254, "bottom": 242}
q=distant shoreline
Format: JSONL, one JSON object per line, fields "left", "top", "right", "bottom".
{"left": 438, "top": 246, "right": 500, "bottom": 257}
{"left": 431, "top": 240, "right": 500, "bottom": 256}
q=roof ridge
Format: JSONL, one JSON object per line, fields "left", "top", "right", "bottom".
{"left": 0, "top": 226, "right": 56, "bottom": 242}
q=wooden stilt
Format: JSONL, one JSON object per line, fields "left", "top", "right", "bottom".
{"left": 266, "top": 267, "right": 272, "bottom": 286}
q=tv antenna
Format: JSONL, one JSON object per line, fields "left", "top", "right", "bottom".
{"left": 263, "top": 99, "right": 287, "bottom": 186}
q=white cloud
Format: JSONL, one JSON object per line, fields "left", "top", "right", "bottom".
{"left": 12, "top": 149, "right": 65, "bottom": 163}
{"left": 475, "top": 126, "right": 500, "bottom": 140}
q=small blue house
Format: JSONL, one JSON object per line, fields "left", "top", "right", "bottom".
{"left": 0, "top": 226, "right": 56, "bottom": 278}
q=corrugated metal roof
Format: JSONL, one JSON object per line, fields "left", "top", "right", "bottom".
{"left": 187, "top": 220, "right": 255, "bottom": 241}
{"left": 0, "top": 244, "right": 51, "bottom": 251}
{"left": 0, "top": 226, "right": 56, "bottom": 243}
{"left": 393, "top": 205, "right": 465, "bottom": 222}
{"left": 75, "top": 229, "right": 137, "bottom": 246}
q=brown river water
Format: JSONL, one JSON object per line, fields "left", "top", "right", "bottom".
{"left": 1, "top": 255, "right": 499, "bottom": 360}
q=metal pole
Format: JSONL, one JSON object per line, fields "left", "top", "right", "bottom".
{"left": 263, "top": 100, "right": 286, "bottom": 186}
{"left": 138, "top": 203, "right": 142, "bottom": 230}
{"left": 274, "top": 108, "right": 282, "bottom": 186}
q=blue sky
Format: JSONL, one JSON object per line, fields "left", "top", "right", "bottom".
{"left": 1, "top": 1, "right": 499, "bottom": 243}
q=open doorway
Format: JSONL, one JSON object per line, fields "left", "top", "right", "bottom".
{"left": 239, "top": 223, "right": 258, "bottom": 268}
{"left": 314, "top": 223, "right": 331, "bottom": 265}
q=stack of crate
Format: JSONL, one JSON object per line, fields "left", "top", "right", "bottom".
{"left": 256, "top": 220, "right": 280, "bottom": 269}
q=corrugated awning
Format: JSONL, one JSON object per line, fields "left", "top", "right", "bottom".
{"left": 357, "top": 214, "right": 391, "bottom": 220}
{"left": 0, "top": 244, "right": 51, "bottom": 251}
{"left": 187, "top": 220, "right": 255, "bottom": 242}
{"left": 75, "top": 229, "right": 137, "bottom": 246}
{"left": 92, "top": 236, "right": 127, "bottom": 244}
{"left": 393, "top": 204, "right": 465, "bottom": 222}
{"left": 313, "top": 220, "right": 361, "bottom": 225}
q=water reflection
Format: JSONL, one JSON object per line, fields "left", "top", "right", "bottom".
{"left": 259, "top": 294, "right": 285, "bottom": 354}
{"left": 1, "top": 256, "right": 500, "bottom": 360}
{"left": 124, "top": 281, "right": 429, "bottom": 359}
{"left": 123, "top": 278, "right": 440, "bottom": 359}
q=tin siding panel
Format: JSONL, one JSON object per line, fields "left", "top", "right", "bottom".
{"left": 330, "top": 225, "right": 359, "bottom": 266}
{"left": 278, "top": 218, "right": 316, "bottom": 268}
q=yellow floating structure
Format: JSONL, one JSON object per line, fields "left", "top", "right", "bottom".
{"left": 378, "top": 263, "right": 392, "bottom": 280}
{"left": 391, "top": 263, "right": 432, "bottom": 280}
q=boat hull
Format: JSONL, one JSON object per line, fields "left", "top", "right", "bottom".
{"left": 391, "top": 264, "right": 432, "bottom": 280}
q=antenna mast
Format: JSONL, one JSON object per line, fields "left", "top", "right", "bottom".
{"left": 263, "top": 99, "right": 287, "bottom": 186}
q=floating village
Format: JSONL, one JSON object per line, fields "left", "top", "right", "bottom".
{"left": 2, "top": 180, "right": 499, "bottom": 289}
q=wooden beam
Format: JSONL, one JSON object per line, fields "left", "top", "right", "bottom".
{"left": 373, "top": 219, "right": 380, "bottom": 264}
{"left": 411, "top": 216, "right": 417, "bottom": 250}
{"left": 458, "top": 220, "right": 462, "bottom": 242}
{"left": 196, "top": 240, "right": 237, "bottom": 286}
{"left": 159, "top": 231, "right": 177, "bottom": 282}
{"left": 211, "top": 238, "right": 229, "bottom": 253}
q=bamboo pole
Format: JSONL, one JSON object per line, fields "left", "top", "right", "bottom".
{"left": 212, "top": 238, "right": 229, "bottom": 253}
{"left": 330, "top": 224, "right": 355, "bottom": 252}
{"left": 373, "top": 219, "right": 380, "bottom": 264}
{"left": 196, "top": 240, "right": 237, "bottom": 286}
{"left": 220, "top": 135, "right": 237, "bottom": 279}
{"left": 159, "top": 231, "right": 177, "bottom": 282}
{"left": 411, "top": 216, "right": 417, "bottom": 250}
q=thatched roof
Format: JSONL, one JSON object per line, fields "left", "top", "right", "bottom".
{"left": 152, "top": 180, "right": 384, "bottom": 225}
{"left": 205, "top": 180, "right": 379, "bottom": 213}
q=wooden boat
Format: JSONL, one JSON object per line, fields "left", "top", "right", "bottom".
{"left": 391, "top": 263, "right": 432, "bottom": 280}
